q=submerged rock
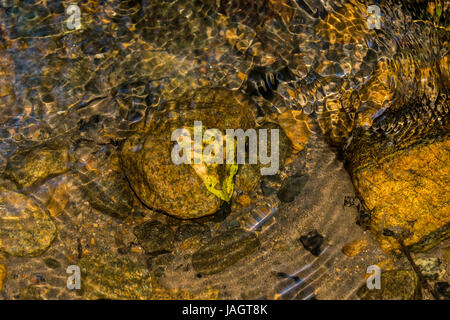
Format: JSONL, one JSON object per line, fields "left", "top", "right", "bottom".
{"left": 414, "top": 257, "right": 446, "bottom": 281}
{"left": 4, "top": 143, "right": 69, "bottom": 189}
{"left": 79, "top": 252, "right": 218, "bottom": 299}
{"left": 43, "top": 257, "right": 61, "bottom": 269}
{"left": 342, "top": 239, "right": 368, "bottom": 257}
{"left": 0, "top": 263, "right": 5, "bottom": 290}
{"left": 133, "top": 220, "right": 175, "bottom": 254}
{"left": 357, "top": 270, "right": 421, "bottom": 300}
{"left": 236, "top": 164, "right": 260, "bottom": 193}
{"left": 0, "top": 188, "right": 56, "bottom": 257}
{"left": 299, "top": 230, "right": 324, "bottom": 256}
{"left": 348, "top": 138, "right": 450, "bottom": 253}
{"left": 192, "top": 228, "right": 260, "bottom": 275}
{"left": 79, "top": 252, "right": 156, "bottom": 299}
{"left": 74, "top": 144, "right": 135, "bottom": 219}
{"left": 121, "top": 88, "right": 255, "bottom": 219}
{"left": 175, "top": 223, "right": 211, "bottom": 242}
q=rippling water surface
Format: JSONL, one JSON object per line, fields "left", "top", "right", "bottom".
{"left": 0, "top": 0, "right": 448, "bottom": 300}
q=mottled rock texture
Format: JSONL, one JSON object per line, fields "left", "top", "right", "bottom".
{"left": 349, "top": 138, "right": 449, "bottom": 253}
{"left": 192, "top": 228, "right": 260, "bottom": 275}
{"left": 358, "top": 270, "right": 421, "bottom": 300}
{"left": 121, "top": 88, "right": 255, "bottom": 219}
{"left": 0, "top": 188, "right": 56, "bottom": 257}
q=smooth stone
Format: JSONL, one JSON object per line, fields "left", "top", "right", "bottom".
{"left": 175, "top": 223, "right": 211, "bottom": 242}
{"left": 74, "top": 145, "right": 135, "bottom": 219}
{"left": 133, "top": 220, "right": 175, "bottom": 254}
{"left": 79, "top": 252, "right": 155, "bottom": 300}
{"left": 0, "top": 188, "right": 56, "bottom": 257}
{"left": 43, "top": 258, "right": 61, "bottom": 269}
{"left": 192, "top": 228, "right": 260, "bottom": 275}
{"left": 349, "top": 138, "right": 450, "bottom": 253}
{"left": 79, "top": 252, "right": 217, "bottom": 299}
{"left": 121, "top": 88, "right": 255, "bottom": 219}
{"left": 4, "top": 143, "right": 69, "bottom": 188}
{"left": 299, "top": 230, "right": 324, "bottom": 256}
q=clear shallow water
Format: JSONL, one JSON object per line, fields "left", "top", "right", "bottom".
{"left": 0, "top": 0, "right": 448, "bottom": 300}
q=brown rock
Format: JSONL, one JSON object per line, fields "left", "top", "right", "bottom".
{"left": 236, "top": 194, "right": 251, "bottom": 207}
{"left": 443, "top": 247, "right": 450, "bottom": 263}
{"left": 79, "top": 252, "right": 218, "bottom": 299}
{"left": 358, "top": 270, "right": 421, "bottom": 300}
{"left": 5, "top": 143, "right": 69, "bottom": 188}
{"left": 350, "top": 139, "right": 450, "bottom": 253}
{"left": 121, "top": 88, "right": 255, "bottom": 219}
{"left": 75, "top": 145, "right": 135, "bottom": 219}
{"left": 0, "top": 188, "right": 56, "bottom": 257}
{"left": 192, "top": 228, "right": 260, "bottom": 275}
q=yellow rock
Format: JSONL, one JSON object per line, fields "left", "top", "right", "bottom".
{"left": 342, "top": 239, "right": 368, "bottom": 257}
{"left": 180, "top": 236, "right": 202, "bottom": 251}
{"left": 443, "top": 247, "right": 450, "bottom": 263}
{"left": 236, "top": 194, "right": 251, "bottom": 207}
{"left": 277, "top": 110, "right": 312, "bottom": 151}
{"left": 80, "top": 252, "right": 218, "bottom": 299}
{"left": 352, "top": 139, "right": 450, "bottom": 253}
{"left": 0, "top": 264, "right": 5, "bottom": 290}
{"left": 0, "top": 188, "right": 57, "bottom": 257}
{"left": 5, "top": 144, "right": 69, "bottom": 188}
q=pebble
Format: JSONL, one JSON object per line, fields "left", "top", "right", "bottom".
{"left": 342, "top": 239, "right": 367, "bottom": 257}
{"left": 236, "top": 194, "right": 251, "bottom": 207}
{"left": 299, "top": 230, "right": 324, "bottom": 256}
{"left": 43, "top": 258, "right": 61, "bottom": 269}
{"left": 175, "top": 223, "right": 211, "bottom": 242}
{"left": 4, "top": 144, "right": 69, "bottom": 188}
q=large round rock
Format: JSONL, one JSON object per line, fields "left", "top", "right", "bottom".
{"left": 121, "top": 88, "right": 255, "bottom": 219}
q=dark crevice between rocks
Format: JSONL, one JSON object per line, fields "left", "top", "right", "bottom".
{"left": 383, "top": 228, "right": 442, "bottom": 300}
